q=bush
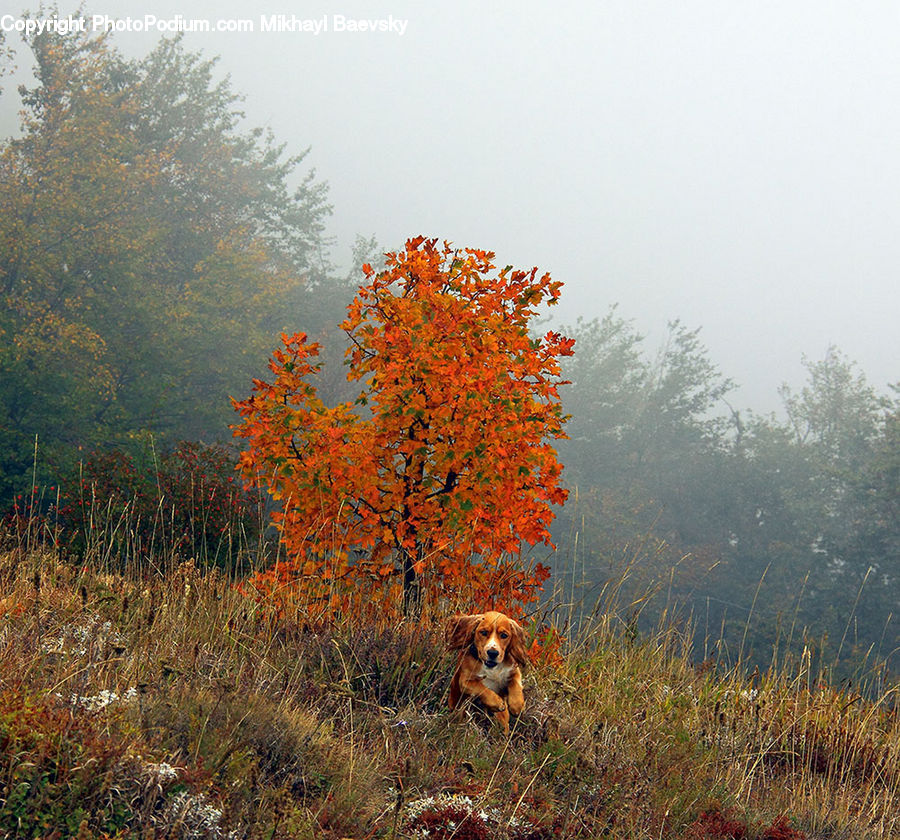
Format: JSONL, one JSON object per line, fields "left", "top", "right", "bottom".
{"left": 0, "top": 486, "right": 63, "bottom": 553}
{"left": 59, "top": 441, "right": 265, "bottom": 568}
{"left": 0, "top": 688, "right": 157, "bottom": 837}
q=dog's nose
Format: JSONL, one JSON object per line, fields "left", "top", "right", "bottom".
{"left": 486, "top": 648, "right": 499, "bottom": 660}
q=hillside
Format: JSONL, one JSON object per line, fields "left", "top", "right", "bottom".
{"left": 2, "top": 535, "right": 899, "bottom": 840}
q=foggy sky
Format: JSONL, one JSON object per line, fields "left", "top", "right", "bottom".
{"left": 4, "top": 1, "right": 899, "bottom": 412}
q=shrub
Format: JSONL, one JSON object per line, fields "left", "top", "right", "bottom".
{"left": 59, "top": 440, "right": 264, "bottom": 568}
{"left": 0, "top": 688, "right": 158, "bottom": 837}
{"left": 0, "top": 487, "right": 62, "bottom": 553}
{"left": 687, "top": 808, "right": 748, "bottom": 839}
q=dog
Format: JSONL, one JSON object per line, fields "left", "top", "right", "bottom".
{"left": 446, "top": 611, "right": 528, "bottom": 732}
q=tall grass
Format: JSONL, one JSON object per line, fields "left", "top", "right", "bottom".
{"left": 2, "top": 457, "right": 273, "bottom": 580}
{"left": 2, "top": 500, "right": 900, "bottom": 838}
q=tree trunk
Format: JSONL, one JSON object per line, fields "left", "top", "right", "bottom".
{"left": 401, "top": 545, "right": 422, "bottom": 616}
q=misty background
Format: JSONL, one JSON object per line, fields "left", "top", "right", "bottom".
{"left": 3, "top": 1, "right": 898, "bottom": 410}
{"left": 1, "top": 1, "right": 898, "bottom": 680}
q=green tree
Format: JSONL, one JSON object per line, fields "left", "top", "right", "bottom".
{"left": 0, "top": 27, "right": 332, "bottom": 499}
{"left": 557, "top": 307, "right": 647, "bottom": 490}
{"left": 557, "top": 313, "right": 898, "bottom": 673}
{"left": 778, "top": 348, "right": 887, "bottom": 576}
{"left": 712, "top": 351, "right": 898, "bottom": 672}
{"left": 555, "top": 314, "right": 737, "bottom": 619}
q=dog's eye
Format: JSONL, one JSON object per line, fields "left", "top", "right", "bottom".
{"left": 499, "top": 632, "right": 508, "bottom": 639}
{"left": 479, "top": 630, "right": 489, "bottom": 636}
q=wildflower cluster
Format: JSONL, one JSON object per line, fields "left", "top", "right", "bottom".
{"left": 403, "top": 792, "right": 563, "bottom": 840}
{"left": 42, "top": 614, "right": 126, "bottom": 656}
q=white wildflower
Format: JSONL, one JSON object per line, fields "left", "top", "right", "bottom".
{"left": 166, "top": 791, "right": 239, "bottom": 839}
{"left": 145, "top": 761, "right": 179, "bottom": 783}
{"left": 404, "top": 792, "right": 510, "bottom": 837}
{"left": 42, "top": 615, "right": 126, "bottom": 657}
{"left": 70, "top": 686, "right": 139, "bottom": 711}
{"left": 71, "top": 689, "right": 119, "bottom": 710}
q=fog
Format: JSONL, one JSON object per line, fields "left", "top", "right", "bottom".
{"left": 5, "top": 0, "right": 899, "bottom": 410}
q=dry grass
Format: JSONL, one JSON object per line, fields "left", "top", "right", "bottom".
{"left": 2, "top": 518, "right": 900, "bottom": 838}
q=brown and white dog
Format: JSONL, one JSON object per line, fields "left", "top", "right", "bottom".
{"left": 446, "top": 611, "right": 528, "bottom": 732}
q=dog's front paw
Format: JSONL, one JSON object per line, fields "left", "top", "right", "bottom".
{"left": 482, "top": 693, "right": 507, "bottom": 713}
{"left": 494, "top": 706, "right": 510, "bottom": 733}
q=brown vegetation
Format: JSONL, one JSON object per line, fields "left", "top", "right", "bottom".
{"left": 2, "top": 506, "right": 900, "bottom": 839}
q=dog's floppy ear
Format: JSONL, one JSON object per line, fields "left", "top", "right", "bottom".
{"left": 446, "top": 614, "right": 481, "bottom": 650}
{"left": 507, "top": 619, "right": 530, "bottom": 669}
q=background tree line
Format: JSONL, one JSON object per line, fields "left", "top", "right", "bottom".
{"left": 1, "top": 26, "right": 897, "bottom": 676}
{"left": 556, "top": 311, "right": 899, "bottom": 679}
{"left": 0, "top": 25, "right": 344, "bottom": 499}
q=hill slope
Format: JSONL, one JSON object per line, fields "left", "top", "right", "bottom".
{"left": 1, "top": 545, "right": 898, "bottom": 839}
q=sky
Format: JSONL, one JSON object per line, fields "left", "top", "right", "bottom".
{"left": 3, "top": 1, "right": 899, "bottom": 413}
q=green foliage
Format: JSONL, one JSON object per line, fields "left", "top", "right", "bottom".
{"left": 0, "top": 688, "right": 157, "bottom": 837}
{"left": 0, "top": 26, "right": 334, "bottom": 502}
{"left": 0, "top": 440, "right": 266, "bottom": 574}
{"left": 555, "top": 311, "right": 738, "bottom": 625}
{"left": 557, "top": 317, "right": 899, "bottom": 679}
{"left": 561, "top": 311, "right": 733, "bottom": 489}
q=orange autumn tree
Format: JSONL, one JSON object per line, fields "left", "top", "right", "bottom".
{"left": 233, "top": 236, "right": 574, "bottom": 617}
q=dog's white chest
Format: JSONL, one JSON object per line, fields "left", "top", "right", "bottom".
{"left": 477, "top": 660, "right": 517, "bottom": 693}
